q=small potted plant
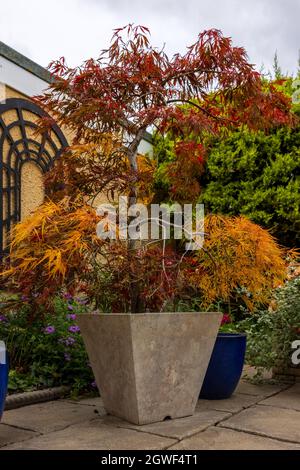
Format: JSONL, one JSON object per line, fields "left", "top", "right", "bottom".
{"left": 200, "top": 314, "right": 246, "bottom": 399}
{"left": 0, "top": 341, "right": 8, "bottom": 420}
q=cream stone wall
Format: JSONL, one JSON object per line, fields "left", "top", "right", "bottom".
{"left": 21, "top": 161, "right": 44, "bottom": 219}
{"left": 1, "top": 86, "right": 102, "bottom": 231}
{"left": 4, "top": 86, "right": 27, "bottom": 100}
{"left": 0, "top": 85, "right": 73, "bottom": 250}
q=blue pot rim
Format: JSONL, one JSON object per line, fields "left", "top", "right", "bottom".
{"left": 217, "top": 332, "right": 247, "bottom": 338}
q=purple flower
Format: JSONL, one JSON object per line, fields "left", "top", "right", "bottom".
{"left": 91, "top": 381, "right": 98, "bottom": 389}
{"left": 66, "top": 336, "right": 76, "bottom": 346}
{"left": 67, "top": 304, "right": 74, "bottom": 311}
{"left": 64, "top": 353, "right": 71, "bottom": 362}
{"left": 67, "top": 313, "right": 77, "bottom": 321}
{"left": 68, "top": 325, "right": 80, "bottom": 333}
{"left": 44, "top": 326, "right": 55, "bottom": 334}
{"left": 60, "top": 336, "right": 76, "bottom": 346}
{"left": 0, "top": 315, "right": 8, "bottom": 323}
{"left": 63, "top": 292, "right": 73, "bottom": 300}
{"left": 21, "top": 295, "right": 29, "bottom": 301}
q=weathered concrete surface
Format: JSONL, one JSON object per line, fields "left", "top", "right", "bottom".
{"left": 2, "top": 419, "right": 176, "bottom": 450}
{"left": 0, "top": 423, "right": 37, "bottom": 448}
{"left": 66, "top": 396, "right": 104, "bottom": 408}
{"left": 1, "top": 400, "right": 103, "bottom": 434}
{"left": 259, "top": 384, "right": 300, "bottom": 411}
{"left": 1, "top": 378, "right": 299, "bottom": 450}
{"left": 220, "top": 404, "right": 300, "bottom": 443}
{"left": 197, "top": 393, "right": 260, "bottom": 413}
{"left": 102, "top": 409, "right": 230, "bottom": 440}
{"left": 78, "top": 312, "right": 221, "bottom": 425}
{"left": 170, "top": 427, "right": 300, "bottom": 450}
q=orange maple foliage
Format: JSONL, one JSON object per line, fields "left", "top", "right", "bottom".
{"left": 1, "top": 204, "right": 293, "bottom": 314}
{"left": 185, "top": 215, "right": 291, "bottom": 310}
{"left": 0, "top": 197, "right": 105, "bottom": 306}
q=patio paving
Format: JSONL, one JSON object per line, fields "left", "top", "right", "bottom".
{"left": 0, "top": 379, "right": 299, "bottom": 450}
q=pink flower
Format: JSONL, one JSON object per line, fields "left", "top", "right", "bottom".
{"left": 165, "top": 260, "right": 174, "bottom": 266}
{"left": 221, "top": 313, "right": 231, "bottom": 325}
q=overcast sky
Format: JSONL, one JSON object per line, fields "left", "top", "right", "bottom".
{"left": 0, "top": 0, "right": 299, "bottom": 76}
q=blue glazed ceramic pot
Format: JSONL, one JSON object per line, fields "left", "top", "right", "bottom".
{"left": 200, "top": 333, "right": 246, "bottom": 399}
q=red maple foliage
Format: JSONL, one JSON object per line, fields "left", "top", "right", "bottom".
{"left": 37, "top": 25, "right": 295, "bottom": 207}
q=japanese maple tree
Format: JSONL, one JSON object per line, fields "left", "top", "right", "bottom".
{"left": 1, "top": 25, "right": 296, "bottom": 314}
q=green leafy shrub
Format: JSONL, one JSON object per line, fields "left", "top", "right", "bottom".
{"left": 239, "top": 274, "right": 300, "bottom": 374}
{"left": 0, "top": 296, "right": 95, "bottom": 395}
{"left": 199, "top": 126, "right": 300, "bottom": 247}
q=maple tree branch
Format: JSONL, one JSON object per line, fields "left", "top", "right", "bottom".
{"left": 162, "top": 67, "right": 223, "bottom": 85}
{"left": 166, "top": 98, "right": 226, "bottom": 122}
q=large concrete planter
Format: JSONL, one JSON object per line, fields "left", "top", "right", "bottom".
{"left": 78, "top": 312, "right": 221, "bottom": 425}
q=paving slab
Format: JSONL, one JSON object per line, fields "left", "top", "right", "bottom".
{"left": 220, "top": 404, "right": 300, "bottom": 444}
{"left": 1, "top": 400, "right": 104, "bottom": 434}
{"left": 0, "top": 424, "right": 37, "bottom": 448}
{"left": 236, "top": 380, "right": 289, "bottom": 397}
{"left": 101, "top": 409, "right": 230, "bottom": 440}
{"left": 3, "top": 418, "right": 176, "bottom": 450}
{"left": 260, "top": 384, "right": 300, "bottom": 411}
{"left": 1, "top": 379, "right": 298, "bottom": 451}
{"left": 197, "top": 393, "right": 259, "bottom": 413}
{"left": 170, "top": 426, "right": 300, "bottom": 450}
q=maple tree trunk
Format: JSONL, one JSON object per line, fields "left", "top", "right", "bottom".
{"left": 127, "top": 128, "right": 146, "bottom": 313}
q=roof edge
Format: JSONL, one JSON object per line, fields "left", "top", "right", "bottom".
{"left": 0, "top": 42, "right": 154, "bottom": 144}
{"left": 143, "top": 130, "right": 153, "bottom": 144}
{"left": 0, "top": 41, "right": 52, "bottom": 84}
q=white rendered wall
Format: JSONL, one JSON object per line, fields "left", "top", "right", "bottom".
{"left": 0, "top": 56, "right": 49, "bottom": 98}
{"left": 0, "top": 55, "right": 152, "bottom": 151}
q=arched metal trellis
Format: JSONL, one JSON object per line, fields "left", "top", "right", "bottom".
{"left": 0, "top": 98, "right": 68, "bottom": 256}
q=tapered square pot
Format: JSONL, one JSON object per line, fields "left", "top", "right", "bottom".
{"left": 78, "top": 312, "right": 221, "bottom": 425}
